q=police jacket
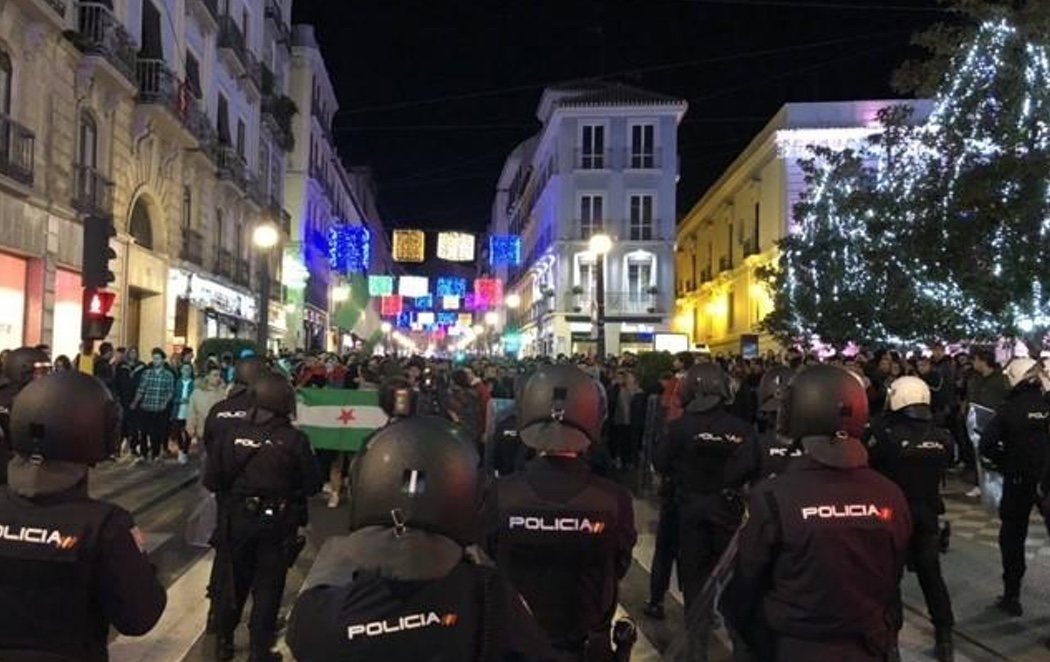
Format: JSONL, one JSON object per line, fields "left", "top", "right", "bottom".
{"left": 867, "top": 412, "right": 953, "bottom": 506}
{"left": 0, "top": 381, "right": 18, "bottom": 485}
{"left": 203, "top": 412, "right": 322, "bottom": 503}
{"left": 979, "top": 385, "right": 1050, "bottom": 480}
{"left": 201, "top": 388, "right": 252, "bottom": 455}
{"left": 486, "top": 455, "right": 636, "bottom": 648}
{"left": 287, "top": 526, "right": 558, "bottom": 662}
{"left": 0, "top": 458, "right": 166, "bottom": 661}
{"left": 654, "top": 408, "right": 760, "bottom": 495}
{"left": 722, "top": 453, "right": 911, "bottom": 648}
{"left": 756, "top": 430, "right": 803, "bottom": 480}
{"left": 486, "top": 412, "right": 533, "bottom": 477}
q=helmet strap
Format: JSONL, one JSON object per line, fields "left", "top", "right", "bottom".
{"left": 390, "top": 508, "right": 407, "bottom": 538}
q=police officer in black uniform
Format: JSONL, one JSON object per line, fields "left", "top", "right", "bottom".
{"left": 204, "top": 371, "right": 322, "bottom": 661}
{"left": 486, "top": 364, "right": 636, "bottom": 662}
{"left": 868, "top": 376, "right": 955, "bottom": 661}
{"left": 0, "top": 371, "right": 166, "bottom": 660}
{"left": 287, "top": 417, "right": 558, "bottom": 661}
{"left": 979, "top": 357, "right": 1050, "bottom": 618}
{"left": 755, "top": 365, "right": 800, "bottom": 479}
{"left": 654, "top": 362, "right": 759, "bottom": 611}
{"left": 723, "top": 364, "right": 912, "bottom": 661}
{"left": 0, "top": 346, "right": 51, "bottom": 485}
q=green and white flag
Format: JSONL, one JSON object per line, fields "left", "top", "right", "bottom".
{"left": 296, "top": 388, "right": 388, "bottom": 452}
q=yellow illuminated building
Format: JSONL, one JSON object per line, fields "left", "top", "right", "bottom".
{"left": 674, "top": 100, "right": 931, "bottom": 357}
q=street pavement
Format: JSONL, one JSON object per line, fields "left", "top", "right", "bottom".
{"left": 79, "top": 459, "right": 1050, "bottom": 661}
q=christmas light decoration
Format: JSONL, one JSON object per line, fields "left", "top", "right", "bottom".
{"left": 442, "top": 295, "right": 460, "bottom": 310}
{"left": 436, "top": 277, "right": 467, "bottom": 297}
{"left": 392, "top": 229, "right": 426, "bottom": 263}
{"left": 474, "top": 278, "right": 503, "bottom": 308}
{"left": 328, "top": 226, "right": 370, "bottom": 274}
{"left": 396, "top": 312, "right": 413, "bottom": 328}
{"left": 380, "top": 295, "right": 403, "bottom": 316}
{"left": 368, "top": 275, "right": 394, "bottom": 297}
{"left": 417, "top": 311, "right": 436, "bottom": 326}
{"left": 437, "top": 312, "right": 457, "bottom": 326}
{"left": 398, "top": 276, "right": 429, "bottom": 298}
{"left": 458, "top": 313, "right": 473, "bottom": 328}
{"left": 437, "top": 232, "right": 476, "bottom": 262}
{"left": 489, "top": 235, "right": 522, "bottom": 267}
{"left": 414, "top": 295, "right": 434, "bottom": 310}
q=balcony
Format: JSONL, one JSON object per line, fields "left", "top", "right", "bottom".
{"left": 189, "top": 0, "right": 219, "bottom": 29}
{"left": 246, "top": 174, "right": 268, "bottom": 208}
{"left": 264, "top": 0, "right": 291, "bottom": 44}
{"left": 180, "top": 229, "right": 204, "bottom": 265}
{"left": 606, "top": 291, "right": 662, "bottom": 315}
{"left": 742, "top": 237, "right": 759, "bottom": 258}
{"left": 217, "top": 15, "right": 248, "bottom": 75}
{"left": 24, "top": 0, "right": 68, "bottom": 29}
{"left": 233, "top": 258, "right": 251, "bottom": 287}
{"left": 0, "top": 115, "right": 36, "bottom": 187}
{"left": 624, "top": 148, "right": 662, "bottom": 170}
{"left": 268, "top": 197, "right": 291, "bottom": 235}
{"left": 70, "top": 2, "right": 137, "bottom": 86}
{"left": 627, "top": 224, "right": 659, "bottom": 241}
{"left": 574, "top": 222, "right": 605, "bottom": 241}
{"left": 214, "top": 248, "right": 234, "bottom": 279}
{"left": 72, "top": 164, "right": 113, "bottom": 217}
{"left": 574, "top": 149, "right": 610, "bottom": 171}
{"left": 215, "top": 145, "right": 248, "bottom": 189}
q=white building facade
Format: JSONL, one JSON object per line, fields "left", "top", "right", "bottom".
{"left": 0, "top": 0, "right": 295, "bottom": 357}
{"left": 493, "top": 82, "right": 687, "bottom": 357}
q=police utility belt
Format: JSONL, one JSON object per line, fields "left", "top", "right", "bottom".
{"left": 238, "top": 495, "right": 289, "bottom": 517}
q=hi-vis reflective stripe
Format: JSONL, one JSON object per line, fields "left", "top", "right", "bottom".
{"left": 0, "top": 524, "right": 78, "bottom": 549}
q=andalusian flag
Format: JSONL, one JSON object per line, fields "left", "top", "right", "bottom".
{"left": 296, "top": 389, "right": 388, "bottom": 452}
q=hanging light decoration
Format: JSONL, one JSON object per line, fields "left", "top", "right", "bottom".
{"left": 457, "top": 313, "right": 473, "bottom": 328}
{"left": 414, "top": 295, "right": 434, "bottom": 310}
{"left": 442, "top": 295, "right": 460, "bottom": 310}
{"left": 437, "top": 232, "right": 476, "bottom": 262}
{"left": 328, "top": 225, "right": 370, "bottom": 273}
{"left": 398, "top": 276, "right": 429, "bottom": 298}
{"left": 417, "top": 311, "right": 436, "bottom": 326}
{"left": 489, "top": 235, "right": 522, "bottom": 267}
{"left": 474, "top": 278, "right": 504, "bottom": 307}
{"left": 392, "top": 229, "right": 426, "bottom": 263}
{"left": 380, "top": 295, "right": 403, "bottom": 316}
{"left": 437, "top": 311, "right": 457, "bottom": 326}
{"left": 436, "top": 277, "right": 468, "bottom": 297}
{"left": 368, "top": 275, "right": 395, "bottom": 297}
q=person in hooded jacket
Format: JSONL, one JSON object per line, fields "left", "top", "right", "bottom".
{"left": 286, "top": 417, "right": 558, "bottom": 662}
{"left": 0, "top": 346, "right": 51, "bottom": 485}
{"left": 0, "top": 371, "right": 166, "bottom": 661}
{"left": 653, "top": 362, "right": 760, "bottom": 612}
{"left": 868, "top": 376, "right": 955, "bottom": 662}
{"left": 979, "top": 357, "right": 1050, "bottom": 618}
{"left": 204, "top": 370, "right": 322, "bottom": 661}
{"left": 722, "top": 364, "right": 912, "bottom": 661}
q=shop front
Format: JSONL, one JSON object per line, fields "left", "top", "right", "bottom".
{"left": 53, "top": 269, "right": 84, "bottom": 360}
{"left": 303, "top": 305, "right": 327, "bottom": 352}
{"left": 0, "top": 252, "right": 28, "bottom": 350}
{"left": 618, "top": 323, "right": 658, "bottom": 355}
{"left": 168, "top": 269, "right": 258, "bottom": 353}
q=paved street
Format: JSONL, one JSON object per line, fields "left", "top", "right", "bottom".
{"left": 80, "top": 460, "right": 1050, "bottom": 661}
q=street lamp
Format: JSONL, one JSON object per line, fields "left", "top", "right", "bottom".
{"left": 505, "top": 293, "right": 522, "bottom": 309}
{"left": 332, "top": 284, "right": 350, "bottom": 303}
{"left": 252, "top": 222, "right": 280, "bottom": 351}
{"left": 588, "top": 232, "right": 612, "bottom": 359}
{"left": 484, "top": 310, "right": 499, "bottom": 326}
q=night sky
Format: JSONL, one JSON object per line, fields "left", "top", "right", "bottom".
{"left": 292, "top": 0, "right": 950, "bottom": 234}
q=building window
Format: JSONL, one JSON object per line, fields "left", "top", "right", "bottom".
{"left": 629, "top": 123, "right": 655, "bottom": 168}
{"left": 236, "top": 118, "right": 246, "bottom": 158}
{"left": 0, "top": 50, "right": 11, "bottom": 115}
{"left": 217, "top": 94, "right": 231, "bottom": 144}
{"left": 727, "top": 222, "right": 734, "bottom": 269}
{"left": 625, "top": 251, "right": 656, "bottom": 308}
{"left": 574, "top": 252, "right": 597, "bottom": 300}
{"left": 185, "top": 51, "right": 202, "bottom": 99}
{"left": 242, "top": 8, "right": 249, "bottom": 45}
{"left": 579, "top": 123, "right": 605, "bottom": 169}
{"left": 182, "top": 186, "right": 192, "bottom": 229}
{"left": 752, "top": 202, "right": 760, "bottom": 253}
{"left": 579, "top": 194, "right": 604, "bottom": 239}
{"left": 727, "top": 288, "right": 735, "bottom": 331}
{"left": 235, "top": 220, "right": 244, "bottom": 259}
{"left": 628, "top": 194, "right": 654, "bottom": 240}
{"left": 216, "top": 209, "right": 224, "bottom": 250}
{"left": 78, "top": 112, "right": 98, "bottom": 169}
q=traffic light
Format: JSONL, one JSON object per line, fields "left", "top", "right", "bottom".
{"left": 83, "top": 215, "right": 116, "bottom": 289}
{"left": 82, "top": 288, "right": 116, "bottom": 341}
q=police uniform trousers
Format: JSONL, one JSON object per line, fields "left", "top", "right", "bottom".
{"left": 216, "top": 499, "right": 295, "bottom": 651}
{"left": 776, "top": 635, "right": 901, "bottom": 662}
{"left": 649, "top": 485, "right": 679, "bottom": 604}
{"left": 908, "top": 500, "right": 953, "bottom": 629}
{"left": 677, "top": 492, "right": 743, "bottom": 609}
{"left": 999, "top": 474, "right": 1050, "bottom": 598}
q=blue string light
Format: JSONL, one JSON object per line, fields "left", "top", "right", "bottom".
{"left": 489, "top": 235, "right": 522, "bottom": 267}
{"left": 436, "top": 277, "right": 467, "bottom": 297}
{"left": 328, "top": 226, "right": 371, "bottom": 274}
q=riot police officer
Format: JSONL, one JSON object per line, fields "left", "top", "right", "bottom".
{"left": 204, "top": 371, "right": 322, "bottom": 661}
{"left": 486, "top": 365, "right": 636, "bottom": 662}
{"left": 723, "top": 364, "right": 912, "bottom": 661}
{"left": 654, "top": 362, "right": 759, "bottom": 611}
{"left": 868, "top": 376, "right": 955, "bottom": 661}
{"left": 0, "top": 371, "right": 166, "bottom": 660}
{"left": 979, "top": 357, "right": 1050, "bottom": 617}
{"left": 287, "top": 417, "right": 558, "bottom": 661}
{"left": 755, "top": 365, "right": 800, "bottom": 478}
{"left": 0, "top": 346, "right": 51, "bottom": 485}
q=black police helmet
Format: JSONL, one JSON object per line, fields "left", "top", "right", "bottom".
{"left": 10, "top": 371, "right": 120, "bottom": 464}
{"left": 679, "top": 363, "right": 732, "bottom": 413}
{"left": 349, "top": 417, "right": 480, "bottom": 545}
{"left": 517, "top": 364, "right": 605, "bottom": 453}
{"left": 779, "top": 364, "right": 869, "bottom": 441}
{"left": 757, "top": 366, "right": 794, "bottom": 413}
{"left": 248, "top": 371, "right": 296, "bottom": 418}
{"left": 378, "top": 376, "right": 414, "bottom": 418}
{"left": 2, "top": 347, "right": 51, "bottom": 389}
{"left": 233, "top": 355, "right": 269, "bottom": 387}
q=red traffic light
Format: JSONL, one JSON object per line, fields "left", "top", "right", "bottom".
{"left": 86, "top": 290, "right": 116, "bottom": 316}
